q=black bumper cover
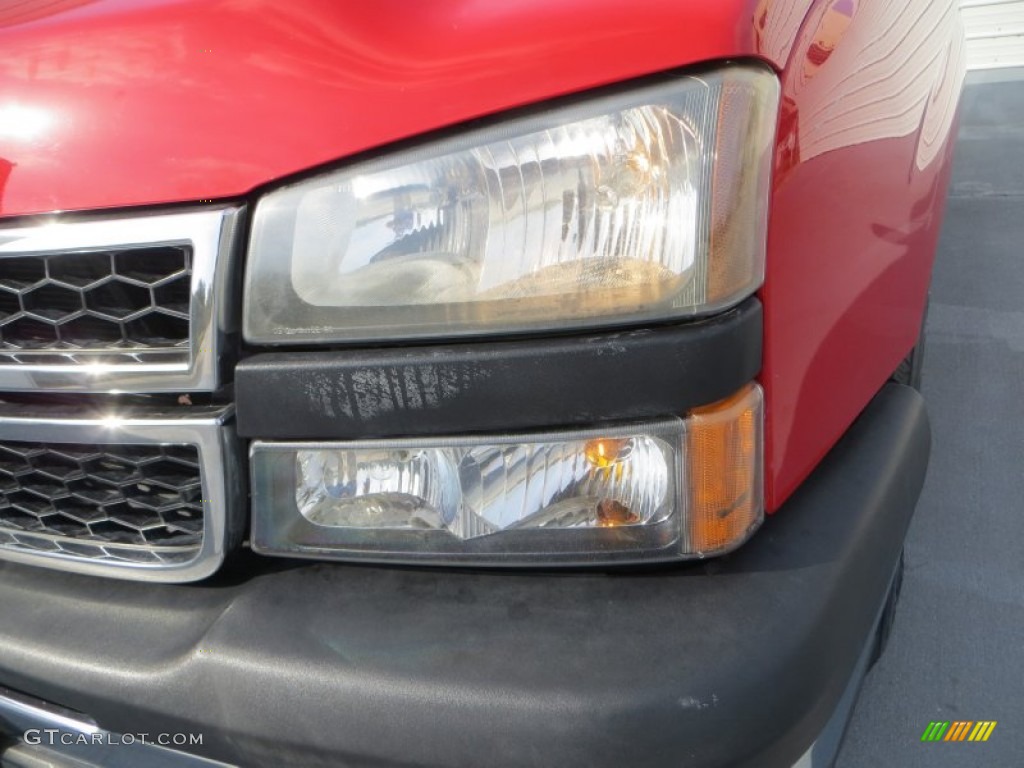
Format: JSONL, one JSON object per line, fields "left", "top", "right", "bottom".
{"left": 0, "top": 384, "right": 929, "bottom": 768}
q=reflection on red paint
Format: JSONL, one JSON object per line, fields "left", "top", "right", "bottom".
{"left": 762, "top": 0, "right": 965, "bottom": 510}
{"left": 0, "top": 159, "right": 12, "bottom": 208}
{"left": 804, "top": 0, "right": 855, "bottom": 76}
{"left": 0, "top": 0, "right": 810, "bottom": 218}
{"left": 0, "top": 0, "right": 97, "bottom": 29}
{"left": 774, "top": 95, "right": 800, "bottom": 185}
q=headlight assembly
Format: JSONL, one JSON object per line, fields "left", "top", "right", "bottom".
{"left": 250, "top": 383, "right": 763, "bottom": 566}
{"left": 243, "top": 64, "right": 779, "bottom": 344}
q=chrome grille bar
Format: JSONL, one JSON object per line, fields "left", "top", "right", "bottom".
{"left": 0, "top": 403, "right": 242, "bottom": 582}
{"left": 0, "top": 207, "right": 241, "bottom": 392}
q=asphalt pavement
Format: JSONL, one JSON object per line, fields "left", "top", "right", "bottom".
{"left": 835, "top": 71, "right": 1024, "bottom": 767}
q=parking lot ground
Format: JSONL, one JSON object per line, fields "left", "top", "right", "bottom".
{"left": 836, "top": 70, "right": 1024, "bottom": 767}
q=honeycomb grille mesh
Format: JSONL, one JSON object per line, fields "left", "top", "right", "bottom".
{"left": 0, "top": 246, "right": 191, "bottom": 353}
{"left": 0, "top": 440, "right": 204, "bottom": 564}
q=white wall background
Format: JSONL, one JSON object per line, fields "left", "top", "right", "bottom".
{"left": 962, "top": 0, "right": 1024, "bottom": 69}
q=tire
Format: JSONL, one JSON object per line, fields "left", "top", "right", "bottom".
{"left": 891, "top": 297, "right": 929, "bottom": 391}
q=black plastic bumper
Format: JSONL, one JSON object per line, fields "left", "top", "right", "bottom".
{"left": 0, "top": 384, "right": 929, "bottom": 768}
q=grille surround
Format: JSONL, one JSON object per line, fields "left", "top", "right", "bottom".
{"left": 0, "top": 403, "right": 241, "bottom": 582}
{"left": 0, "top": 208, "right": 240, "bottom": 393}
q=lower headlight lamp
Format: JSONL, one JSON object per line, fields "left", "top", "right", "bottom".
{"left": 250, "top": 383, "right": 763, "bottom": 566}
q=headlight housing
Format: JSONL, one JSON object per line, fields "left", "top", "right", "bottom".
{"left": 243, "top": 64, "right": 779, "bottom": 344}
{"left": 250, "top": 383, "right": 763, "bottom": 566}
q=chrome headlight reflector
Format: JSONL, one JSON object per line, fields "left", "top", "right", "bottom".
{"left": 243, "top": 64, "right": 779, "bottom": 343}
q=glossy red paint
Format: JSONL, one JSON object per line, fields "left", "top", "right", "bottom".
{"left": 0, "top": 0, "right": 963, "bottom": 516}
{"left": 0, "top": 0, "right": 811, "bottom": 218}
{"left": 761, "top": 0, "right": 965, "bottom": 508}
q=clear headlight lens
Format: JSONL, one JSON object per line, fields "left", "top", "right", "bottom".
{"left": 250, "top": 384, "right": 763, "bottom": 566}
{"left": 293, "top": 434, "right": 673, "bottom": 538}
{"left": 243, "top": 64, "right": 779, "bottom": 343}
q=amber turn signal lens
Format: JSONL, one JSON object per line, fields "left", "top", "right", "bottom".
{"left": 686, "top": 383, "right": 763, "bottom": 554}
{"left": 584, "top": 437, "right": 632, "bottom": 468}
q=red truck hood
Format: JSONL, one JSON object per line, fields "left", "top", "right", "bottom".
{"left": 0, "top": 0, "right": 797, "bottom": 217}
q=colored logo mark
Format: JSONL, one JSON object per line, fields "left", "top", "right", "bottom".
{"left": 921, "top": 721, "right": 997, "bottom": 742}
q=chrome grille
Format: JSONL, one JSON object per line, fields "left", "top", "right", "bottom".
{"left": 0, "top": 208, "right": 240, "bottom": 393}
{"left": 0, "top": 246, "right": 191, "bottom": 352}
{"left": 0, "top": 206, "right": 242, "bottom": 581}
{"left": 0, "top": 403, "right": 241, "bottom": 582}
{"left": 0, "top": 441, "right": 203, "bottom": 565}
